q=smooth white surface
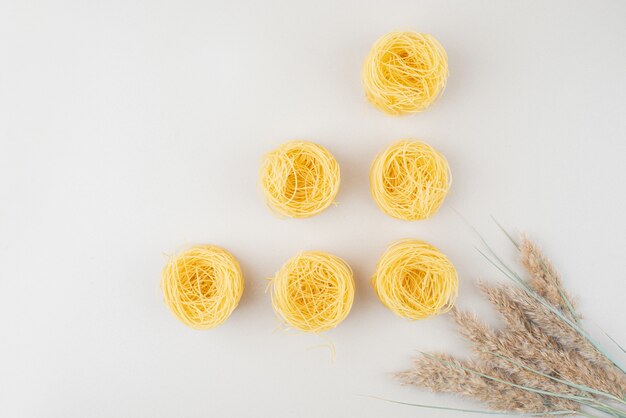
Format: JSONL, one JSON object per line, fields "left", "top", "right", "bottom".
{"left": 1, "top": 1, "right": 626, "bottom": 417}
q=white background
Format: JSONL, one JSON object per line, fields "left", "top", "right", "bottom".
{"left": 1, "top": 1, "right": 625, "bottom": 417}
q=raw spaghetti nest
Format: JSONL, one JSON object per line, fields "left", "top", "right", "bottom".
{"left": 372, "top": 239, "right": 458, "bottom": 320}
{"left": 161, "top": 245, "right": 244, "bottom": 329}
{"left": 260, "top": 141, "right": 340, "bottom": 218}
{"left": 370, "top": 139, "right": 451, "bottom": 221}
{"left": 271, "top": 251, "right": 355, "bottom": 333}
{"left": 362, "top": 31, "right": 448, "bottom": 115}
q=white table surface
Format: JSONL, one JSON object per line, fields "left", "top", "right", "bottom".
{"left": 1, "top": 1, "right": 625, "bottom": 417}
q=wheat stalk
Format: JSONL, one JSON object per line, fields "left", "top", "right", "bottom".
{"left": 449, "top": 308, "right": 582, "bottom": 411}
{"left": 398, "top": 353, "right": 552, "bottom": 413}
{"left": 518, "top": 238, "right": 578, "bottom": 322}
{"left": 478, "top": 282, "right": 625, "bottom": 398}
{"left": 394, "top": 233, "right": 626, "bottom": 417}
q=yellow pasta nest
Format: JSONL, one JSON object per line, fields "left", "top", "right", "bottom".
{"left": 370, "top": 139, "right": 451, "bottom": 221}
{"left": 161, "top": 245, "right": 244, "bottom": 330}
{"left": 260, "top": 141, "right": 340, "bottom": 218}
{"left": 362, "top": 31, "right": 448, "bottom": 115}
{"left": 372, "top": 239, "right": 458, "bottom": 320}
{"left": 271, "top": 251, "right": 355, "bottom": 333}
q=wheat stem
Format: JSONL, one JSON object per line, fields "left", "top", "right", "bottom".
{"left": 482, "top": 350, "right": 626, "bottom": 406}
{"left": 422, "top": 352, "right": 626, "bottom": 417}
{"left": 477, "top": 247, "right": 626, "bottom": 375}
{"left": 361, "top": 395, "right": 578, "bottom": 416}
{"left": 422, "top": 352, "right": 595, "bottom": 404}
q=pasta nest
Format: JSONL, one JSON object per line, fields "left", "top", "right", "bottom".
{"left": 372, "top": 239, "right": 458, "bottom": 320}
{"left": 370, "top": 139, "right": 451, "bottom": 221}
{"left": 362, "top": 31, "right": 448, "bottom": 115}
{"left": 161, "top": 245, "right": 244, "bottom": 329}
{"left": 271, "top": 251, "right": 355, "bottom": 333}
{"left": 260, "top": 141, "right": 340, "bottom": 218}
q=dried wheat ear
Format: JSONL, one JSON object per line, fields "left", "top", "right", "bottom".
{"left": 398, "top": 236, "right": 626, "bottom": 416}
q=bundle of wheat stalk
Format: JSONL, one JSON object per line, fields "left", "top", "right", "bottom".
{"left": 397, "top": 233, "right": 626, "bottom": 417}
